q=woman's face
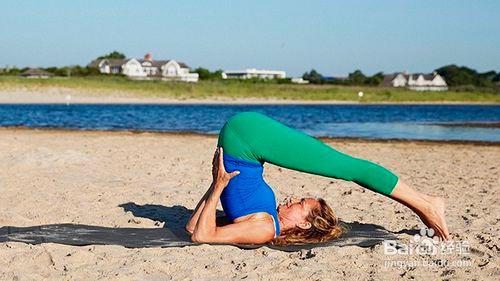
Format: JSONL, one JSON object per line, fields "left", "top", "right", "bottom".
{"left": 277, "top": 196, "right": 320, "bottom": 229}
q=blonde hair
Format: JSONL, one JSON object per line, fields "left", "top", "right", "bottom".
{"left": 272, "top": 198, "right": 345, "bottom": 246}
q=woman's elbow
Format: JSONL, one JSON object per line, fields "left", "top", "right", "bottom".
{"left": 185, "top": 225, "right": 194, "bottom": 235}
{"left": 191, "top": 230, "right": 216, "bottom": 243}
{"left": 191, "top": 233, "right": 206, "bottom": 243}
{"left": 191, "top": 233, "right": 198, "bottom": 242}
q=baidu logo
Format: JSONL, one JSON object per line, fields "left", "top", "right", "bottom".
{"left": 412, "top": 227, "right": 440, "bottom": 255}
{"left": 384, "top": 227, "right": 439, "bottom": 256}
{"left": 383, "top": 227, "right": 471, "bottom": 268}
{"left": 383, "top": 227, "right": 469, "bottom": 256}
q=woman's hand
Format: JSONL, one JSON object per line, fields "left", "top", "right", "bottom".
{"left": 191, "top": 147, "right": 273, "bottom": 245}
{"left": 211, "top": 147, "right": 239, "bottom": 189}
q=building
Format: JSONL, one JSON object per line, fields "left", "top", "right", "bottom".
{"left": 291, "top": 77, "right": 309, "bottom": 84}
{"left": 381, "top": 72, "right": 448, "bottom": 91}
{"left": 88, "top": 53, "right": 199, "bottom": 82}
{"left": 222, "top": 68, "right": 286, "bottom": 80}
{"left": 19, "top": 68, "right": 53, "bottom": 79}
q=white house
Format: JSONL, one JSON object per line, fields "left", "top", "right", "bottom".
{"left": 88, "top": 58, "right": 147, "bottom": 78}
{"left": 89, "top": 53, "right": 198, "bottom": 82}
{"left": 90, "top": 59, "right": 110, "bottom": 73}
{"left": 222, "top": 68, "right": 286, "bottom": 80}
{"left": 381, "top": 72, "right": 448, "bottom": 91}
{"left": 19, "top": 68, "right": 53, "bottom": 79}
{"left": 122, "top": 59, "right": 147, "bottom": 78}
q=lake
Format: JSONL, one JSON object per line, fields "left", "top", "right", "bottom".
{"left": 0, "top": 104, "right": 499, "bottom": 142}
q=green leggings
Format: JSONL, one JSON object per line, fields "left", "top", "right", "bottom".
{"left": 217, "top": 112, "right": 399, "bottom": 196}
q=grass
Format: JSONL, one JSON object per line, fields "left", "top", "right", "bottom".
{"left": 1, "top": 76, "right": 499, "bottom": 103}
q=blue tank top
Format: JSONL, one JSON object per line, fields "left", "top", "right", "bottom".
{"left": 220, "top": 153, "right": 280, "bottom": 237}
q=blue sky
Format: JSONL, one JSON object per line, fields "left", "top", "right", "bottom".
{"left": 1, "top": 0, "right": 499, "bottom": 76}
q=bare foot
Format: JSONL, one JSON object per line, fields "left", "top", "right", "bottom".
{"left": 416, "top": 196, "right": 450, "bottom": 240}
{"left": 388, "top": 180, "right": 451, "bottom": 240}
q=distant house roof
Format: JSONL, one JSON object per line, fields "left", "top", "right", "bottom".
{"left": 139, "top": 59, "right": 168, "bottom": 67}
{"left": 90, "top": 57, "right": 190, "bottom": 69}
{"left": 138, "top": 59, "right": 189, "bottom": 69}
{"left": 423, "top": 74, "right": 435, "bottom": 80}
{"left": 409, "top": 73, "right": 435, "bottom": 80}
{"left": 381, "top": 72, "right": 447, "bottom": 87}
{"left": 19, "top": 68, "right": 53, "bottom": 77}
{"left": 88, "top": 59, "right": 102, "bottom": 68}
{"left": 107, "top": 59, "right": 129, "bottom": 67}
{"left": 381, "top": 73, "right": 400, "bottom": 87}
{"left": 88, "top": 59, "right": 129, "bottom": 68}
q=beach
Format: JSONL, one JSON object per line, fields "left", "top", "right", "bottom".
{"left": 1, "top": 84, "right": 499, "bottom": 105}
{"left": 0, "top": 129, "right": 498, "bottom": 280}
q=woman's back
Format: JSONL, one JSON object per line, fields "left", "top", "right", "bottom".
{"left": 220, "top": 148, "right": 280, "bottom": 237}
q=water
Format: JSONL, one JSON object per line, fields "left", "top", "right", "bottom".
{"left": 0, "top": 104, "right": 499, "bottom": 142}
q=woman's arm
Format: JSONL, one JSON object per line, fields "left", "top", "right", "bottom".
{"left": 185, "top": 182, "right": 214, "bottom": 234}
{"left": 191, "top": 148, "right": 275, "bottom": 244}
{"left": 191, "top": 178, "right": 274, "bottom": 244}
{"left": 186, "top": 147, "right": 226, "bottom": 233}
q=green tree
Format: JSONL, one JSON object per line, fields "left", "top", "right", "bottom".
{"left": 494, "top": 72, "right": 500, "bottom": 82}
{"left": 435, "top": 64, "right": 498, "bottom": 88}
{"left": 347, "top": 70, "right": 367, "bottom": 85}
{"left": 194, "top": 67, "right": 211, "bottom": 80}
{"left": 302, "top": 69, "right": 323, "bottom": 84}
{"left": 194, "top": 67, "right": 223, "bottom": 80}
{"left": 97, "top": 51, "right": 126, "bottom": 60}
{"left": 212, "top": 69, "right": 224, "bottom": 80}
{"left": 365, "top": 72, "right": 384, "bottom": 86}
{"left": 0, "top": 67, "right": 22, "bottom": 76}
{"left": 479, "top": 71, "right": 497, "bottom": 81}
{"left": 435, "top": 65, "right": 479, "bottom": 86}
{"left": 44, "top": 65, "right": 103, "bottom": 77}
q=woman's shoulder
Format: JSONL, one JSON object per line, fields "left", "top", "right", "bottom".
{"left": 233, "top": 212, "right": 276, "bottom": 237}
{"left": 233, "top": 211, "right": 274, "bottom": 222}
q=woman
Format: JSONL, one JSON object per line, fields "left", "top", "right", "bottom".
{"left": 186, "top": 112, "right": 450, "bottom": 245}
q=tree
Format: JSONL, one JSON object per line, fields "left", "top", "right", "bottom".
{"left": 494, "top": 72, "right": 500, "bottom": 83}
{"left": 212, "top": 69, "right": 224, "bottom": 80}
{"left": 0, "top": 67, "right": 22, "bottom": 76}
{"left": 435, "top": 64, "right": 498, "bottom": 87}
{"left": 302, "top": 69, "right": 323, "bottom": 84}
{"left": 347, "top": 70, "right": 367, "bottom": 85}
{"left": 194, "top": 67, "right": 212, "bottom": 80}
{"left": 364, "top": 72, "right": 384, "bottom": 86}
{"left": 193, "top": 67, "right": 224, "bottom": 80}
{"left": 97, "top": 51, "right": 126, "bottom": 60}
{"left": 479, "top": 70, "right": 497, "bottom": 81}
{"left": 44, "top": 65, "right": 103, "bottom": 77}
{"left": 44, "top": 67, "right": 67, "bottom": 76}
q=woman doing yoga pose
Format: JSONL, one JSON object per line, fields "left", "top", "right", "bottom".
{"left": 186, "top": 112, "right": 450, "bottom": 245}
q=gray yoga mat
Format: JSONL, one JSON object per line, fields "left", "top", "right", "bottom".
{"left": 0, "top": 221, "right": 397, "bottom": 252}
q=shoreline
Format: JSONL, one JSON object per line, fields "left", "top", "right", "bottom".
{"left": 429, "top": 122, "right": 500, "bottom": 128}
{"left": 1, "top": 96, "right": 499, "bottom": 105}
{"left": 2, "top": 126, "right": 499, "bottom": 146}
{"left": 1, "top": 89, "right": 499, "bottom": 105}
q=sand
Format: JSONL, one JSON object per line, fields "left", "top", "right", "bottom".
{"left": 1, "top": 88, "right": 498, "bottom": 105}
{"left": 0, "top": 129, "right": 498, "bottom": 280}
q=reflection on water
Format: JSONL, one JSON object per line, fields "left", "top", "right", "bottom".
{"left": 305, "top": 122, "right": 500, "bottom": 142}
{"left": 0, "top": 104, "right": 499, "bottom": 142}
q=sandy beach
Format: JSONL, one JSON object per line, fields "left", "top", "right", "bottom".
{"left": 0, "top": 129, "right": 498, "bottom": 280}
{"left": 1, "top": 88, "right": 499, "bottom": 105}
